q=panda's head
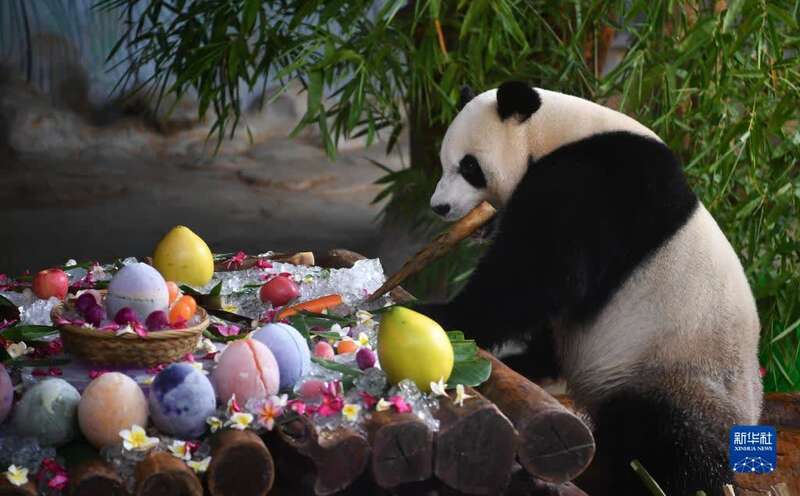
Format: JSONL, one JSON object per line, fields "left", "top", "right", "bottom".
{"left": 430, "top": 81, "right": 659, "bottom": 220}
{"left": 430, "top": 81, "right": 542, "bottom": 221}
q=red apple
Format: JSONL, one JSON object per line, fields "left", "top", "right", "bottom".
{"left": 259, "top": 276, "right": 300, "bottom": 307}
{"left": 32, "top": 268, "right": 69, "bottom": 300}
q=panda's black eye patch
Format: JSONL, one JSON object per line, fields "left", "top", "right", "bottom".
{"left": 458, "top": 155, "right": 486, "bottom": 188}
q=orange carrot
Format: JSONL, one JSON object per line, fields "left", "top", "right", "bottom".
{"left": 277, "top": 294, "right": 343, "bottom": 320}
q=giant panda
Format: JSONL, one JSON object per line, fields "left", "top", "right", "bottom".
{"left": 417, "top": 81, "right": 762, "bottom": 496}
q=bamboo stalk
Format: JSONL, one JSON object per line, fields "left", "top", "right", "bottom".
{"left": 367, "top": 201, "right": 497, "bottom": 302}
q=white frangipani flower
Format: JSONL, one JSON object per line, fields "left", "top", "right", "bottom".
{"left": 454, "top": 384, "right": 474, "bottom": 407}
{"left": 119, "top": 425, "right": 159, "bottom": 451}
{"left": 430, "top": 377, "right": 449, "bottom": 397}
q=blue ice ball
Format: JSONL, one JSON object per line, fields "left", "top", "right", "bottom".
{"left": 13, "top": 378, "right": 80, "bottom": 446}
{"left": 149, "top": 363, "right": 216, "bottom": 439}
{"left": 252, "top": 323, "right": 311, "bottom": 390}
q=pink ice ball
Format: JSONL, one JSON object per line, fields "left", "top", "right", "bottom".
{"left": 212, "top": 339, "right": 280, "bottom": 404}
{"left": 78, "top": 372, "right": 148, "bottom": 448}
{"left": 0, "top": 364, "right": 12, "bottom": 424}
{"left": 313, "top": 341, "right": 334, "bottom": 359}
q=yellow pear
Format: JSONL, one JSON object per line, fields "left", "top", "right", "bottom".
{"left": 153, "top": 226, "right": 214, "bottom": 286}
{"left": 378, "top": 307, "right": 454, "bottom": 392}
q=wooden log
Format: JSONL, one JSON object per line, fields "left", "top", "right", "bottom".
{"left": 762, "top": 392, "right": 800, "bottom": 429}
{"left": 207, "top": 429, "right": 275, "bottom": 496}
{"left": 134, "top": 451, "right": 202, "bottom": 496}
{"left": 0, "top": 479, "right": 37, "bottom": 496}
{"left": 478, "top": 350, "right": 595, "bottom": 483}
{"left": 366, "top": 411, "right": 434, "bottom": 488}
{"left": 434, "top": 387, "right": 518, "bottom": 494}
{"left": 367, "top": 201, "right": 496, "bottom": 302}
{"left": 278, "top": 416, "right": 370, "bottom": 496}
{"left": 69, "top": 458, "right": 128, "bottom": 496}
{"left": 735, "top": 428, "right": 800, "bottom": 496}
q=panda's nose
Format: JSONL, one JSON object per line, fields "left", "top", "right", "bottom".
{"left": 432, "top": 204, "right": 451, "bottom": 216}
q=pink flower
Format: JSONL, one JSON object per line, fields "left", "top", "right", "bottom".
{"left": 317, "top": 381, "right": 345, "bottom": 417}
{"left": 388, "top": 395, "right": 412, "bottom": 413}
{"left": 132, "top": 322, "right": 149, "bottom": 337}
{"left": 72, "top": 270, "right": 96, "bottom": 289}
{"left": 0, "top": 274, "right": 17, "bottom": 291}
{"left": 359, "top": 391, "right": 378, "bottom": 410}
{"left": 38, "top": 458, "right": 68, "bottom": 490}
{"left": 255, "top": 259, "right": 273, "bottom": 269}
{"left": 185, "top": 440, "right": 201, "bottom": 455}
{"left": 146, "top": 364, "right": 167, "bottom": 375}
{"left": 33, "top": 367, "right": 62, "bottom": 377}
{"left": 88, "top": 368, "right": 111, "bottom": 379}
{"left": 214, "top": 323, "right": 241, "bottom": 337}
{"left": 48, "top": 473, "right": 68, "bottom": 490}
{"left": 759, "top": 366, "right": 767, "bottom": 378}
{"left": 169, "top": 320, "right": 188, "bottom": 330}
{"left": 97, "top": 322, "right": 120, "bottom": 333}
{"left": 227, "top": 395, "right": 241, "bottom": 415}
{"left": 253, "top": 395, "right": 287, "bottom": 430}
{"left": 0, "top": 319, "right": 17, "bottom": 330}
{"left": 287, "top": 399, "right": 308, "bottom": 415}
{"left": 182, "top": 353, "right": 196, "bottom": 362}
{"left": 261, "top": 309, "right": 278, "bottom": 323}
{"left": 30, "top": 339, "right": 64, "bottom": 359}
{"left": 225, "top": 251, "right": 248, "bottom": 270}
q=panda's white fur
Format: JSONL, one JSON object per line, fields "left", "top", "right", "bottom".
{"left": 423, "top": 83, "right": 762, "bottom": 495}
{"left": 432, "top": 88, "right": 659, "bottom": 218}
{"left": 558, "top": 202, "right": 762, "bottom": 422}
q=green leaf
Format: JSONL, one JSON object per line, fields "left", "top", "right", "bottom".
{"left": 447, "top": 357, "right": 491, "bottom": 387}
{"left": 242, "top": 0, "right": 259, "bottom": 34}
{"left": 311, "top": 357, "right": 363, "bottom": 377}
{"left": 0, "top": 295, "right": 15, "bottom": 308}
{"left": 450, "top": 340, "right": 478, "bottom": 363}
{"left": 205, "top": 309, "right": 254, "bottom": 327}
{"left": 447, "top": 330, "right": 465, "bottom": 341}
{"left": 722, "top": 0, "right": 746, "bottom": 34}
{"left": 12, "top": 357, "right": 72, "bottom": 367}
{"left": 307, "top": 70, "right": 324, "bottom": 119}
{"left": 202, "top": 329, "right": 243, "bottom": 343}
{"left": 179, "top": 285, "right": 203, "bottom": 297}
{"left": 630, "top": 459, "right": 667, "bottom": 496}
{"left": 2, "top": 325, "right": 59, "bottom": 342}
{"left": 210, "top": 281, "right": 223, "bottom": 297}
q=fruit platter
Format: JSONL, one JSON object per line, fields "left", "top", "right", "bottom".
{"left": 0, "top": 225, "right": 596, "bottom": 496}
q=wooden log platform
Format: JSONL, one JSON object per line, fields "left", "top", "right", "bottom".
{"left": 761, "top": 392, "right": 800, "bottom": 430}
{"left": 734, "top": 392, "right": 800, "bottom": 496}
{"left": 277, "top": 415, "right": 370, "bottom": 496}
{"left": 134, "top": 451, "right": 202, "bottom": 496}
{"left": 366, "top": 411, "right": 434, "bottom": 489}
{"left": 207, "top": 429, "right": 275, "bottom": 496}
{"left": 69, "top": 458, "right": 128, "bottom": 496}
{"left": 0, "top": 479, "right": 37, "bottom": 496}
{"left": 478, "top": 350, "right": 595, "bottom": 483}
{"left": 434, "top": 387, "right": 518, "bottom": 494}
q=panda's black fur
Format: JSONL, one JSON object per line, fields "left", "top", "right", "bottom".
{"left": 418, "top": 84, "right": 737, "bottom": 495}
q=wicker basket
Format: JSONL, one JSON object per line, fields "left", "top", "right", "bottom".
{"left": 52, "top": 303, "right": 209, "bottom": 367}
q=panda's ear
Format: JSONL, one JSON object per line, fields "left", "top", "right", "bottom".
{"left": 458, "top": 86, "right": 476, "bottom": 111}
{"left": 496, "top": 81, "right": 541, "bottom": 122}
